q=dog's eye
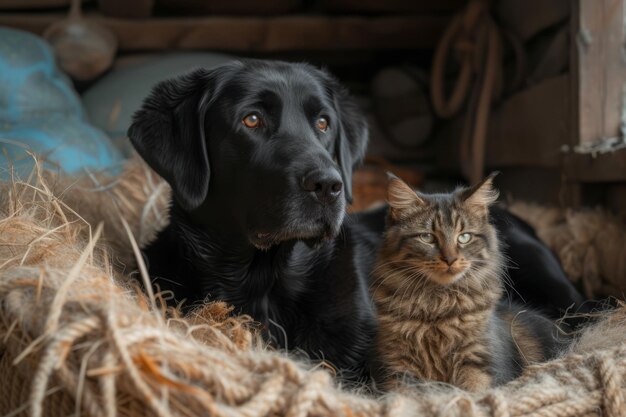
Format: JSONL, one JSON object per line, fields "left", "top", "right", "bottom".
{"left": 243, "top": 113, "right": 261, "bottom": 128}
{"left": 316, "top": 117, "right": 329, "bottom": 132}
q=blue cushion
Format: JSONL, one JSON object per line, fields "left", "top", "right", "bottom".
{"left": 0, "top": 27, "right": 123, "bottom": 179}
{"left": 81, "top": 52, "right": 235, "bottom": 149}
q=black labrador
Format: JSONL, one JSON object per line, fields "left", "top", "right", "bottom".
{"left": 128, "top": 60, "right": 585, "bottom": 381}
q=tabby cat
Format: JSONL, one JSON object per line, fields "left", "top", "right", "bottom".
{"left": 371, "top": 173, "right": 563, "bottom": 392}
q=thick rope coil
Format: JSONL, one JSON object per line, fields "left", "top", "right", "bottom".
{"left": 3, "top": 157, "right": 626, "bottom": 417}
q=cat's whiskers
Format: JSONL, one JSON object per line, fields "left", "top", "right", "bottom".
{"left": 390, "top": 268, "right": 427, "bottom": 302}
{"left": 371, "top": 259, "right": 419, "bottom": 278}
{"left": 397, "top": 267, "right": 431, "bottom": 310}
{"left": 372, "top": 258, "right": 405, "bottom": 272}
{"left": 370, "top": 264, "right": 424, "bottom": 294}
{"left": 463, "top": 263, "right": 503, "bottom": 300}
{"left": 378, "top": 267, "right": 430, "bottom": 314}
{"left": 489, "top": 254, "right": 521, "bottom": 299}
{"left": 500, "top": 273, "right": 524, "bottom": 303}
{"left": 411, "top": 276, "right": 433, "bottom": 304}
{"left": 371, "top": 268, "right": 417, "bottom": 311}
{"left": 489, "top": 260, "right": 518, "bottom": 297}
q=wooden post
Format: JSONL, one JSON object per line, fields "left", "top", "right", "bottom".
{"left": 571, "top": 0, "right": 626, "bottom": 146}
{"left": 565, "top": 0, "right": 626, "bottom": 204}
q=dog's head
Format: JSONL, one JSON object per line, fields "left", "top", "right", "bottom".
{"left": 128, "top": 60, "right": 368, "bottom": 249}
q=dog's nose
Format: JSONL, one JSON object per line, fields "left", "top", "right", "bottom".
{"left": 301, "top": 170, "right": 343, "bottom": 204}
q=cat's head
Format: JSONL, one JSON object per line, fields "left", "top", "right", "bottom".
{"left": 383, "top": 172, "right": 501, "bottom": 286}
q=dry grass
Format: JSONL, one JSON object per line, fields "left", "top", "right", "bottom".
{"left": 509, "top": 202, "right": 626, "bottom": 298}
{"left": 1, "top": 157, "right": 626, "bottom": 417}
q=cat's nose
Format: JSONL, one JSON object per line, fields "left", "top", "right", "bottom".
{"left": 441, "top": 255, "right": 458, "bottom": 266}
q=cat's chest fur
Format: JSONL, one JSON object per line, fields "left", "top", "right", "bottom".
{"left": 375, "top": 288, "right": 497, "bottom": 384}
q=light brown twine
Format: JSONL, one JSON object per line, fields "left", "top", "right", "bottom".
{"left": 1, "top": 157, "right": 626, "bottom": 417}
{"left": 482, "top": 392, "right": 509, "bottom": 417}
{"left": 598, "top": 354, "right": 625, "bottom": 417}
{"left": 508, "top": 202, "right": 626, "bottom": 299}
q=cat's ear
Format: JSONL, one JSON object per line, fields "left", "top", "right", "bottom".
{"left": 387, "top": 173, "right": 425, "bottom": 219}
{"left": 461, "top": 171, "right": 500, "bottom": 212}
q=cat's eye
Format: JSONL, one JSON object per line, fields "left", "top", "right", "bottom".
{"left": 243, "top": 113, "right": 261, "bottom": 128}
{"left": 418, "top": 233, "right": 435, "bottom": 244}
{"left": 317, "top": 116, "right": 329, "bottom": 132}
{"left": 458, "top": 233, "right": 472, "bottom": 244}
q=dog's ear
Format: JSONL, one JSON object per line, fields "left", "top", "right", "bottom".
{"left": 128, "top": 68, "right": 216, "bottom": 210}
{"left": 323, "top": 72, "right": 369, "bottom": 204}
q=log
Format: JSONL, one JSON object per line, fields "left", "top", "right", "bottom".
{"left": 0, "top": 13, "right": 450, "bottom": 51}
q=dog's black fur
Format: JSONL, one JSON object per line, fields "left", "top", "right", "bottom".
{"left": 128, "top": 60, "right": 586, "bottom": 381}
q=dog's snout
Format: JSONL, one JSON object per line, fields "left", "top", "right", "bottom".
{"left": 301, "top": 170, "right": 343, "bottom": 204}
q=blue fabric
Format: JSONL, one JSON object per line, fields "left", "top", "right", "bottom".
{"left": 82, "top": 52, "right": 235, "bottom": 156}
{"left": 0, "top": 27, "right": 123, "bottom": 179}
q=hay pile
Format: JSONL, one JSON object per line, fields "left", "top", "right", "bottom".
{"left": 1, "top": 159, "right": 626, "bottom": 417}
{"left": 509, "top": 202, "right": 626, "bottom": 298}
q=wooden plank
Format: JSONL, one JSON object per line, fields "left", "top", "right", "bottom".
{"left": 603, "top": 0, "right": 626, "bottom": 143}
{"left": 432, "top": 75, "right": 570, "bottom": 172}
{"left": 569, "top": 0, "right": 582, "bottom": 150}
{"left": 563, "top": 148, "right": 626, "bottom": 182}
{"left": 156, "top": 0, "right": 299, "bottom": 16}
{"left": 496, "top": 0, "right": 570, "bottom": 41}
{"left": 433, "top": 75, "right": 570, "bottom": 171}
{"left": 485, "top": 75, "right": 570, "bottom": 167}
{"left": 318, "top": 0, "right": 467, "bottom": 14}
{"left": 0, "top": 0, "right": 69, "bottom": 8}
{"left": 0, "top": 13, "right": 450, "bottom": 51}
{"left": 494, "top": 167, "right": 564, "bottom": 205}
{"left": 606, "top": 184, "right": 626, "bottom": 213}
{"left": 526, "top": 26, "right": 568, "bottom": 86}
{"left": 571, "top": 0, "right": 626, "bottom": 145}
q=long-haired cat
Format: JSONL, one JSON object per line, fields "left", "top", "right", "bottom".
{"left": 371, "top": 173, "right": 563, "bottom": 392}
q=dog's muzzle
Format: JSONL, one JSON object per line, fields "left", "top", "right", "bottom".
{"left": 300, "top": 169, "right": 343, "bottom": 205}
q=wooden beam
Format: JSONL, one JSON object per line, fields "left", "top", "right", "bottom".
{"left": 317, "top": 0, "right": 467, "bottom": 14}
{"left": 0, "top": 0, "right": 69, "bottom": 8}
{"left": 571, "top": 0, "right": 626, "bottom": 145}
{"left": 563, "top": 149, "right": 626, "bottom": 182}
{"left": 0, "top": 13, "right": 450, "bottom": 51}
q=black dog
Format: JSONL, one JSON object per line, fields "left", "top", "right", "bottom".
{"left": 128, "top": 60, "right": 585, "bottom": 381}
